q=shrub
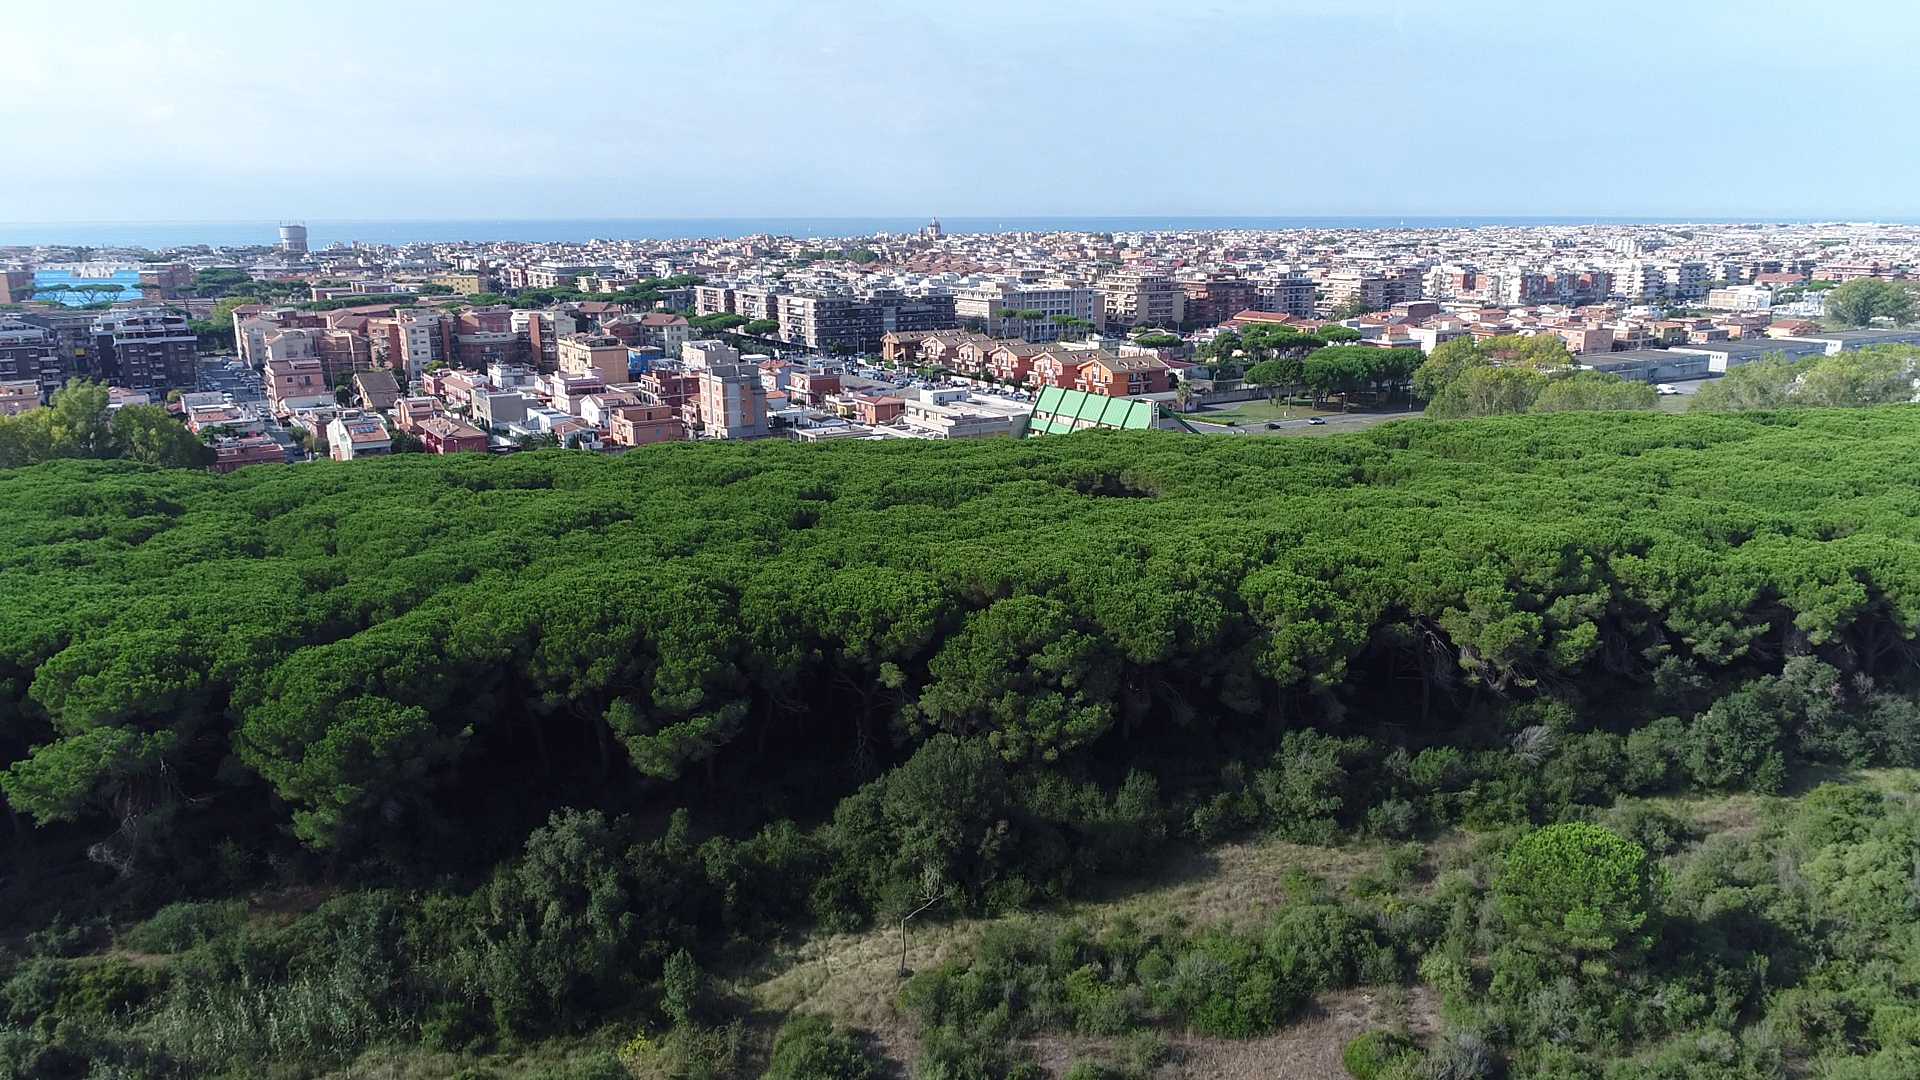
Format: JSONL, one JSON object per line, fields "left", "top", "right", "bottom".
{"left": 661, "top": 949, "right": 700, "bottom": 1027}
{"left": 764, "top": 1014, "right": 875, "bottom": 1080}
{"left": 618, "top": 1023, "right": 745, "bottom": 1080}
{"left": 1344, "top": 1030, "right": 1419, "bottom": 1079}
{"left": 1423, "top": 1032, "right": 1496, "bottom": 1080}
{"left": 122, "top": 900, "right": 247, "bottom": 953}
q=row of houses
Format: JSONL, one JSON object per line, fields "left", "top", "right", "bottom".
{"left": 879, "top": 330, "right": 1176, "bottom": 398}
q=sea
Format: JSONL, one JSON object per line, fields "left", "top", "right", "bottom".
{"left": 0, "top": 215, "right": 1871, "bottom": 250}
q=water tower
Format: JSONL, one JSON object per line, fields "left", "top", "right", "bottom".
{"left": 278, "top": 223, "right": 309, "bottom": 256}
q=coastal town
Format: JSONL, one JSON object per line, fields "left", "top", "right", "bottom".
{"left": 5, "top": 217, "right": 1920, "bottom": 471}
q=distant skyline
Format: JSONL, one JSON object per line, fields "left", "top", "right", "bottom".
{"left": 6, "top": 0, "right": 1916, "bottom": 223}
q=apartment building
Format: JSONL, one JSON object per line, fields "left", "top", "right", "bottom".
{"left": 692, "top": 284, "right": 734, "bottom": 316}
{"left": 557, "top": 333, "right": 631, "bottom": 384}
{"left": 266, "top": 357, "right": 334, "bottom": 413}
{"left": 602, "top": 312, "right": 690, "bottom": 357}
{"left": 90, "top": 309, "right": 198, "bottom": 393}
{"left": 636, "top": 369, "right": 700, "bottom": 411}
{"left": 776, "top": 291, "right": 956, "bottom": 353}
{"left": 431, "top": 272, "right": 492, "bottom": 295}
{"left": 1179, "top": 277, "right": 1258, "bottom": 329}
{"left": 695, "top": 363, "right": 768, "bottom": 438}
{"left": 138, "top": 263, "right": 195, "bottom": 300}
{"left": 1098, "top": 270, "right": 1185, "bottom": 327}
{"left": 732, "top": 285, "right": 788, "bottom": 323}
{"left": 1614, "top": 262, "right": 1667, "bottom": 304}
{"left": 15, "top": 310, "right": 94, "bottom": 387}
{"left": 0, "top": 318, "right": 59, "bottom": 398}
{"left": 1321, "top": 270, "right": 1388, "bottom": 315}
{"left": 1252, "top": 270, "right": 1320, "bottom": 317}
{"left": 951, "top": 283, "right": 1104, "bottom": 341}
{"left": 1669, "top": 261, "right": 1713, "bottom": 302}
{"left": 472, "top": 389, "right": 530, "bottom": 429}
{"left": 1705, "top": 285, "right": 1773, "bottom": 311}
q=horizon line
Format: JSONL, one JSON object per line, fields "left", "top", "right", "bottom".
{"left": 0, "top": 213, "right": 1904, "bottom": 228}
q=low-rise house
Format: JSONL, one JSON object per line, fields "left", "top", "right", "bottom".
{"left": 210, "top": 435, "right": 285, "bottom": 473}
{"left": 472, "top": 388, "right": 531, "bottom": 429}
{"left": 607, "top": 403, "right": 687, "bottom": 447}
{"left": 266, "top": 357, "right": 333, "bottom": 414}
{"left": 391, "top": 396, "right": 437, "bottom": 431}
{"left": 327, "top": 411, "right": 392, "bottom": 460}
{"left": 988, "top": 342, "right": 1044, "bottom": 384}
{"left": 851, "top": 393, "right": 906, "bottom": 426}
{"left": 353, "top": 369, "right": 402, "bottom": 411}
{"left": 415, "top": 415, "right": 489, "bottom": 454}
{"left": 1073, "top": 351, "right": 1171, "bottom": 397}
{"left": 580, "top": 389, "right": 643, "bottom": 430}
{"left": 0, "top": 380, "right": 41, "bottom": 416}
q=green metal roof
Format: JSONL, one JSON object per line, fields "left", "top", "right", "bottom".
{"left": 1025, "top": 388, "right": 1155, "bottom": 436}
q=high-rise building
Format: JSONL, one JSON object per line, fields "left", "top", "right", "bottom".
{"left": 952, "top": 283, "right": 1103, "bottom": 341}
{"left": 1254, "top": 270, "right": 1317, "bottom": 317}
{"left": 0, "top": 318, "right": 60, "bottom": 401}
{"left": 279, "top": 223, "right": 309, "bottom": 256}
{"left": 1178, "top": 276, "right": 1257, "bottom": 328}
{"left": 90, "top": 309, "right": 198, "bottom": 393}
{"left": 17, "top": 309, "right": 96, "bottom": 384}
{"left": 776, "top": 291, "right": 955, "bottom": 353}
{"left": 1321, "top": 270, "right": 1388, "bottom": 315}
{"left": 1097, "top": 270, "right": 1184, "bottom": 327}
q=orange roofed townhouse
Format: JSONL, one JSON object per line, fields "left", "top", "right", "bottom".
{"left": 851, "top": 393, "right": 906, "bottom": 425}
{"left": 1074, "top": 352, "right": 1171, "bottom": 397}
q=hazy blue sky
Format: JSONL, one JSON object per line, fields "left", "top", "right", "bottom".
{"left": 4, "top": 0, "right": 1914, "bottom": 222}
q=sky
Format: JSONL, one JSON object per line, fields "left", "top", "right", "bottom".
{"left": 2, "top": 0, "right": 1916, "bottom": 222}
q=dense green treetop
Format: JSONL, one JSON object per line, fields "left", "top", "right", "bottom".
{"left": 1826, "top": 278, "right": 1915, "bottom": 328}
{"left": 1693, "top": 345, "right": 1920, "bottom": 412}
{"left": 1497, "top": 822, "right": 1660, "bottom": 962}
{"left": 6, "top": 407, "right": 1920, "bottom": 857}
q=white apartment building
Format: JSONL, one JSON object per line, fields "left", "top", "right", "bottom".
{"left": 1614, "top": 262, "right": 1668, "bottom": 303}
{"left": 1098, "top": 270, "right": 1184, "bottom": 327}
{"left": 1705, "top": 285, "right": 1774, "bottom": 311}
{"left": 952, "top": 282, "right": 1104, "bottom": 341}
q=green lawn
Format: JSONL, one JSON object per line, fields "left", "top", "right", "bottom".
{"left": 1180, "top": 396, "right": 1416, "bottom": 426}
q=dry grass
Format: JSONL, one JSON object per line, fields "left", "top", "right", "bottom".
{"left": 319, "top": 1033, "right": 628, "bottom": 1080}
{"left": 1023, "top": 986, "right": 1441, "bottom": 1080}
{"left": 745, "top": 834, "right": 1408, "bottom": 1073}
